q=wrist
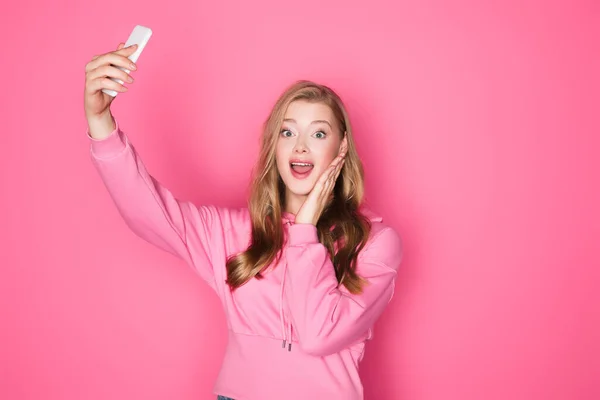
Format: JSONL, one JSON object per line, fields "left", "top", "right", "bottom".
{"left": 87, "top": 112, "right": 116, "bottom": 140}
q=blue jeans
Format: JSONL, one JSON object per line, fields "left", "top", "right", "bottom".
{"left": 217, "top": 396, "right": 234, "bottom": 400}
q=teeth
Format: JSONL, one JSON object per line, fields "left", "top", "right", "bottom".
{"left": 291, "top": 162, "right": 312, "bottom": 166}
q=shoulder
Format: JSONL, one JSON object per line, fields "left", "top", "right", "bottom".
{"left": 186, "top": 204, "right": 251, "bottom": 235}
{"left": 210, "top": 205, "right": 252, "bottom": 230}
{"left": 358, "top": 207, "right": 404, "bottom": 271}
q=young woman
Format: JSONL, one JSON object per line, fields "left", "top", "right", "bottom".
{"left": 84, "top": 43, "right": 403, "bottom": 400}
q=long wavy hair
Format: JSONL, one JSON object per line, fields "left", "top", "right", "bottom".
{"left": 225, "top": 80, "right": 372, "bottom": 294}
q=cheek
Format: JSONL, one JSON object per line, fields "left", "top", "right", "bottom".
{"left": 314, "top": 143, "right": 340, "bottom": 169}
{"left": 275, "top": 142, "right": 290, "bottom": 174}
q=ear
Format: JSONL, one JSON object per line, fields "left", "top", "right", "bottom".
{"left": 340, "top": 133, "right": 348, "bottom": 154}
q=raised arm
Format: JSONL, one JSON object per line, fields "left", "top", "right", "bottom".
{"left": 88, "top": 117, "right": 221, "bottom": 288}
{"left": 83, "top": 42, "right": 221, "bottom": 289}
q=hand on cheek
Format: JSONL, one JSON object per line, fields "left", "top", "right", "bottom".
{"left": 295, "top": 136, "right": 347, "bottom": 226}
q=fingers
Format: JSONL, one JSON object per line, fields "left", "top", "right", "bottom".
{"left": 322, "top": 164, "right": 342, "bottom": 199}
{"left": 85, "top": 76, "right": 129, "bottom": 95}
{"left": 87, "top": 64, "right": 134, "bottom": 85}
{"left": 318, "top": 159, "right": 340, "bottom": 187}
{"left": 85, "top": 44, "right": 138, "bottom": 97}
{"left": 86, "top": 51, "right": 137, "bottom": 74}
{"left": 326, "top": 150, "right": 346, "bottom": 182}
{"left": 331, "top": 157, "right": 345, "bottom": 184}
{"left": 333, "top": 151, "right": 346, "bottom": 172}
{"left": 85, "top": 44, "right": 138, "bottom": 74}
{"left": 312, "top": 148, "right": 347, "bottom": 202}
{"left": 328, "top": 151, "right": 345, "bottom": 171}
{"left": 318, "top": 155, "right": 345, "bottom": 200}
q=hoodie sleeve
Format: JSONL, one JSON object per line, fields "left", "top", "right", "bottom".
{"left": 88, "top": 118, "right": 220, "bottom": 290}
{"left": 283, "top": 223, "right": 403, "bottom": 356}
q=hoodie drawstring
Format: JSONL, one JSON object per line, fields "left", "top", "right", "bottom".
{"left": 283, "top": 264, "right": 292, "bottom": 352}
{"left": 287, "top": 318, "right": 292, "bottom": 351}
{"left": 281, "top": 219, "right": 293, "bottom": 352}
{"left": 280, "top": 260, "right": 287, "bottom": 350}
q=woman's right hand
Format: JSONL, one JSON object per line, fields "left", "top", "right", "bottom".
{"left": 84, "top": 43, "right": 138, "bottom": 138}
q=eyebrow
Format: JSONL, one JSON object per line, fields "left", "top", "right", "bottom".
{"left": 283, "top": 118, "right": 332, "bottom": 128}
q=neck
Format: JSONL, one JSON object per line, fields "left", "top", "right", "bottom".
{"left": 284, "top": 191, "right": 306, "bottom": 215}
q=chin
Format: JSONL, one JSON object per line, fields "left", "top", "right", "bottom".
{"left": 288, "top": 182, "right": 313, "bottom": 195}
{"left": 288, "top": 187, "right": 312, "bottom": 197}
{"left": 282, "top": 177, "right": 316, "bottom": 197}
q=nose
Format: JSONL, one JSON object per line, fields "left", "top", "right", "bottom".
{"left": 293, "top": 136, "right": 308, "bottom": 154}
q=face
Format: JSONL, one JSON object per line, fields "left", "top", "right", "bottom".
{"left": 275, "top": 100, "right": 347, "bottom": 212}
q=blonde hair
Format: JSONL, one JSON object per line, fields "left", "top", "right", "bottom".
{"left": 226, "top": 80, "right": 372, "bottom": 294}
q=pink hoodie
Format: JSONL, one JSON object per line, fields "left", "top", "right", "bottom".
{"left": 88, "top": 118, "right": 403, "bottom": 400}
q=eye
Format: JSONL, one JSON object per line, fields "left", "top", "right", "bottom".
{"left": 314, "top": 131, "right": 326, "bottom": 139}
{"left": 280, "top": 129, "right": 293, "bottom": 137}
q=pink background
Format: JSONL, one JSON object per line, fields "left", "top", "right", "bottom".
{"left": 1, "top": 0, "right": 598, "bottom": 399}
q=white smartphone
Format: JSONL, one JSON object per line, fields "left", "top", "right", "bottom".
{"left": 102, "top": 24, "right": 153, "bottom": 97}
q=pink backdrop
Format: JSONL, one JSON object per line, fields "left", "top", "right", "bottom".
{"left": 1, "top": 0, "right": 598, "bottom": 399}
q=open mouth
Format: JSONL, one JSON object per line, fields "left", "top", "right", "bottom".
{"left": 290, "top": 162, "right": 314, "bottom": 179}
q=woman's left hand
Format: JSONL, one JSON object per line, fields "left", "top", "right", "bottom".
{"left": 295, "top": 145, "right": 347, "bottom": 226}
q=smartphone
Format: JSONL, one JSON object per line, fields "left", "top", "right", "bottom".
{"left": 102, "top": 25, "right": 153, "bottom": 97}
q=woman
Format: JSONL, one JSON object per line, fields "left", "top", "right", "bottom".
{"left": 84, "top": 42, "right": 403, "bottom": 400}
